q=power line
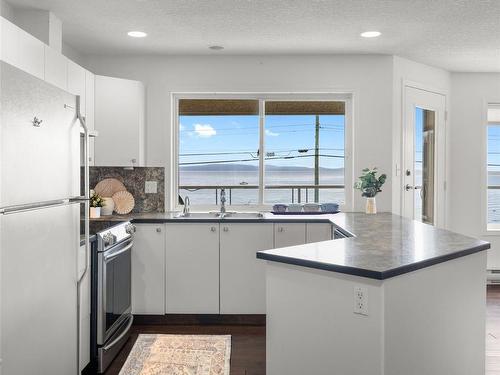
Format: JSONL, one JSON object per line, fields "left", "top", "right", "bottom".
{"left": 180, "top": 154, "right": 345, "bottom": 166}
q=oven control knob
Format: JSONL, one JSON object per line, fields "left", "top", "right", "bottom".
{"left": 103, "top": 232, "right": 114, "bottom": 246}
{"left": 125, "top": 224, "right": 136, "bottom": 234}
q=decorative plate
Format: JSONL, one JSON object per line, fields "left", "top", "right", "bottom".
{"left": 112, "top": 190, "right": 135, "bottom": 214}
{"left": 94, "top": 178, "right": 126, "bottom": 197}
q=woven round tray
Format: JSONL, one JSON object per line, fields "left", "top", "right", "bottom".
{"left": 112, "top": 190, "right": 135, "bottom": 214}
{"left": 94, "top": 178, "right": 126, "bottom": 198}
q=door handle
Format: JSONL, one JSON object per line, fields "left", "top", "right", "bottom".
{"left": 405, "top": 184, "right": 414, "bottom": 191}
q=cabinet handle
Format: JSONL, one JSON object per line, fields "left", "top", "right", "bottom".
{"left": 278, "top": 227, "right": 284, "bottom": 232}
{"left": 131, "top": 158, "right": 137, "bottom": 164}
{"left": 156, "top": 227, "right": 162, "bottom": 233}
{"left": 223, "top": 227, "right": 229, "bottom": 232}
{"left": 210, "top": 226, "right": 216, "bottom": 232}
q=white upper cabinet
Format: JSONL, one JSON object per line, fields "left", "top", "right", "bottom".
{"left": 85, "top": 70, "right": 95, "bottom": 165}
{"left": 1, "top": 17, "right": 45, "bottom": 80}
{"left": 17, "top": 28, "right": 45, "bottom": 80}
{"left": 67, "top": 60, "right": 86, "bottom": 116}
{"left": 94, "top": 75, "right": 145, "bottom": 167}
{"left": 1, "top": 17, "right": 18, "bottom": 66}
{"left": 44, "top": 45, "right": 68, "bottom": 90}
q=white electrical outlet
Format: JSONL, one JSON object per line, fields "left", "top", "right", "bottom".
{"left": 353, "top": 286, "right": 368, "bottom": 316}
{"left": 145, "top": 181, "right": 158, "bottom": 194}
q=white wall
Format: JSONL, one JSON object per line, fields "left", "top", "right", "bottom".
{"left": 85, "top": 54, "right": 394, "bottom": 211}
{"left": 449, "top": 73, "right": 500, "bottom": 268}
{"left": 391, "top": 56, "right": 451, "bottom": 216}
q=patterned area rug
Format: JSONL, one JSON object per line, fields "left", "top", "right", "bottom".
{"left": 119, "top": 334, "right": 231, "bottom": 375}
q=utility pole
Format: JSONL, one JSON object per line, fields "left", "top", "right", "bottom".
{"left": 314, "top": 115, "right": 320, "bottom": 203}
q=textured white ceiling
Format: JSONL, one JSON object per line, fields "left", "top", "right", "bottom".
{"left": 6, "top": 0, "right": 500, "bottom": 72}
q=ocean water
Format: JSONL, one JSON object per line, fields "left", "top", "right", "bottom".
{"left": 179, "top": 170, "right": 345, "bottom": 205}
{"left": 179, "top": 170, "right": 500, "bottom": 221}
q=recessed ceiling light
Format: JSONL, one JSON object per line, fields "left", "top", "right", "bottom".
{"left": 360, "top": 31, "right": 381, "bottom": 38}
{"left": 128, "top": 31, "right": 147, "bottom": 38}
{"left": 209, "top": 45, "right": 224, "bottom": 51}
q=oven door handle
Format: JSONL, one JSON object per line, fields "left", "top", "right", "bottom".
{"left": 104, "top": 242, "right": 133, "bottom": 262}
{"left": 102, "top": 315, "right": 134, "bottom": 352}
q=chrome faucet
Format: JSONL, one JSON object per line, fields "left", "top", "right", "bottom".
{"left": 220, "top": 188, "right": 226, "bottom": 214}
{"left": 183, "top": 196, "right": 190, "bottom": 216}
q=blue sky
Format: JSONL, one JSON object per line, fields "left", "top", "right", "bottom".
{"left": 179, "top": 114, "right": 345, "bottom": 170}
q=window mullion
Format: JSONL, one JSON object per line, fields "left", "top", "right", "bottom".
{"left": 258, "top": 99, "right": 265, "bottom": 204}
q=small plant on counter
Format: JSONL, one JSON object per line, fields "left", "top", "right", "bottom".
{"left": 354, "top": 168, "right": 387, "bottom": 214}
{"left": 90, "top": 191, "right": 105, "bottom": 208}
{"left": 90, "top": 191, "right": 105, "bottom": 219}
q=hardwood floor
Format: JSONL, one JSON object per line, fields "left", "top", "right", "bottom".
{"left": 103, "top": 324, "right": 266, "bottom": 375}
{"left": 104, "top": 287, "right": 500, "bottom": 374}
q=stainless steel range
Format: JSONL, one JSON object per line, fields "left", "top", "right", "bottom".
{"left": 91, "top": 221, "right": 135, "bottom": 373}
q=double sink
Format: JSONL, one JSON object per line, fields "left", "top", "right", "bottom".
{"left": 175, "top": 211, "right": 265, "bottom": 220}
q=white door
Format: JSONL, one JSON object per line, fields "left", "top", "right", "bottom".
{"left": 220, "top": 223, "right": 273, "bottom": 314}
{"left": 165, "top": 223, "right": 220, "bottom": 314}
{"left": 403, "top": 86, "right": 446, "bottom": 227}
{"left": 132, "top": 224, "right": 165, "bottom": 314}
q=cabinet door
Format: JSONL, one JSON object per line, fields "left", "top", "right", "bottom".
{"left": 132, "top": 224, "right": 166, "bottom": 314}
{"left": 165, "top": 223, "right": 219, "bottom": 314}
{"left": 220, "top": 223, "right": 273, "bottom": 314}
{"left": 85, "top": 70, "right": 95, "bottom": 165}
{"left": 17, "top": 28, "right": 45, "bottom": 80}
{"left": 274, "top": 223, "right": 306, "bottom": 248}
{"left": 1, "top": 17, "right": 19, "bottom": 66}
{"left": 306, "top": 223, "right": 333, "bottom": 243}
{"left": 44, "top": 45, "right": 68, "bottom": 90}
{"left": 94, "top": 75, "right": 145, "bottom": 167}
{"left": 67, "top": 60, "right": 86, "bottom": 116}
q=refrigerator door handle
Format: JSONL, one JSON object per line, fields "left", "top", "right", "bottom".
{"left": 77, "top": 95, "right": 90, "bottom": 374}
{"left": 0, "top": 199, "right": 71, "bottom": 215}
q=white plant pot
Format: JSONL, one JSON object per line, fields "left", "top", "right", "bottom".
{"left": 90, "top": 207, "right": 101, "bottom": 219}
{"left": 101, "top": 197, "right": 115, "bottom": 216}
{"left": 365, "top": 197, "right": 377, "bottom": 214}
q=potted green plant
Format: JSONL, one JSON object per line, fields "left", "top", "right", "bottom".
{"left": 90, "top": 191, "right": 105, "bottom": 219}
{"left": 354, "top": 168, "right": 387, "bottom": 214}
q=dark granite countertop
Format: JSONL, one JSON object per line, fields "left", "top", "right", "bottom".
{"left": 257, "top": 212, "right": 490, "bottom": 280}
{"left": 89, "top": 211, "right": 489, "bottom": 280}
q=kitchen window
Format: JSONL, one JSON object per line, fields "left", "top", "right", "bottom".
{"left": 174, "top": 94, "right": 352, "bottom": 210}
{"left": 488, "top": 104, "right": 500, "bottom": 229}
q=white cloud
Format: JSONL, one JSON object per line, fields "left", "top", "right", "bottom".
{"left": 265, "top": 129, "right": 280, "bottom": 137}
{"left": 194, "top": 123, "right": 217, "bottom": 138}
{"left": 179, "top": 123, "right": 185, "bottom": 131}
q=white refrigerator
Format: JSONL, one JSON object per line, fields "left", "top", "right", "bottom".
{"left": 0, "top": 62, "right": 90, "bottom": 374}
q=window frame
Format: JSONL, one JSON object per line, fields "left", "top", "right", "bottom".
{"left": 486, "top": 103, "right": 500, "bottom": 232}
{"left": 171, "top": 92, "right": 354, "bottom": 212}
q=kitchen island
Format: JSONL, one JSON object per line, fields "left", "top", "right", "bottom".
{"left": 257, "top": 213, "right": 490, "bottom": 375}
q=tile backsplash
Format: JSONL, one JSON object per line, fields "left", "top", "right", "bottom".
{"left": 88, "top": 167, "right": 165, "bottom": 213}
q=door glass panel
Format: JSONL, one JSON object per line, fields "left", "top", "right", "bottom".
{"left": 415, "top": 107, "right": 435, "bottom": 224}
{"left": 105, "top": 246, "right": 131, "bottom": 334}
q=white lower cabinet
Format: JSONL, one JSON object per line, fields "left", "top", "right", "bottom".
{"left": 220, "top": 223, "right": 273, "bottom": 314}
{"left": 306, "top": 223, "right": 333, "bottom": 243}
{"left": 132, "top": 224, "right": 166, "bottom": 314}
{"left": 165, "top": 223, "right": 220, "bottom": 314}
{"left": 274, "top": 223, "right": 306, "bottom": 248}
